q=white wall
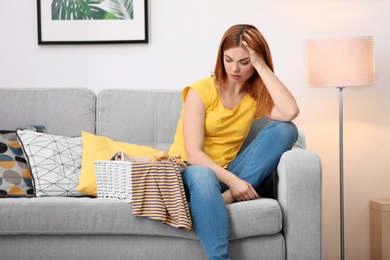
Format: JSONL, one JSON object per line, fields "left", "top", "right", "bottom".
{"left": 1, "top": 1, "right": 390, "bottom": 259}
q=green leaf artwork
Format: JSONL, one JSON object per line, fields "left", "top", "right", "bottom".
{"left": 52, "top": 0, "right": 134, "bottom": 20}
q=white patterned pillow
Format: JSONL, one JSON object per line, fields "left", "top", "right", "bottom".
{"left": 16, "top": 129, "right": 84, "bottom": 197}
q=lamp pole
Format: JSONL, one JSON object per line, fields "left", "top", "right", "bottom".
{"left": 338, "top": 87, "right": 345, "bottom": 260}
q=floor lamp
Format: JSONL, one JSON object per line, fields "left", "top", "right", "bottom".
{"left": 305, "top": 36, "right": 376, "bottom": 260}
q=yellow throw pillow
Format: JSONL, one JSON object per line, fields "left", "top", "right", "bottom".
{"left": 77, "top": 131, "right": 159, "bottom": 196}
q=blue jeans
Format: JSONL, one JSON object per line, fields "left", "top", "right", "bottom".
{"left": 180, "top": 121, "right": 298, "bottom": 260}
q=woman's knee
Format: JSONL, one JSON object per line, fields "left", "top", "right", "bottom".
{"left": 271, "top": 120, "right": 297, "bottom": 132}
{"left": 270, "top": 121, "right": 298, "bottom": 142}
{"left": 182, "top": 166, "right": 220, "bottom": 189}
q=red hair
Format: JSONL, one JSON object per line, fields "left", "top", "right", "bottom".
{"left": 214, "top": 24, "right": 274, "bottom": 118}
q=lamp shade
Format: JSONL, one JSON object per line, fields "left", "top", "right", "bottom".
{"left": 305, "top": 36, "right": 376, "bottom": 87}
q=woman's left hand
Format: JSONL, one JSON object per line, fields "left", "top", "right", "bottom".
{"left": 241, "top": 29, "right": 266, "bottom": 68}
{"left": 241, "top": 29, "right": 300, "bottom": 122}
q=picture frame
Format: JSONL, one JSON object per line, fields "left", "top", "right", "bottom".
{"left": 37, "top": 0, "right": 148, "bottom": 44}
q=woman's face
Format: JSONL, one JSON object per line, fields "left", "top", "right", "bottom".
{"left": 223, "top": 46, "right": 255, "bottom": 84}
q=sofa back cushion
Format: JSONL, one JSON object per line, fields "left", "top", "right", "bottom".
{"left": 96, "top": 90, "right": 182, "bottom": 150}
{"left": 0, "top": 88, "right": 96, "bottom": 137}
{"left": 96, "top": 89, "right": 278, "bottom": 152}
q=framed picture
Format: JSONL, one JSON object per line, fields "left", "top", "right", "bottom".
{"left": 37, "top": 0, "right": 148, "bottom": 44}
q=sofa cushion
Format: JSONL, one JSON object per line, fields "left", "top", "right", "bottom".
{"left": 78, "top": 131, "right": 159, "bottom": 197}
{"left": 0, "top": 197, "right": 282, "bottom": 240}
{"left": 17, "top": 129, "right": 84, "bottom": 197}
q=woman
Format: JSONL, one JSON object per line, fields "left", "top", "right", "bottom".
{"left": 169, "top": 24, "right": 299, "bottom": 260}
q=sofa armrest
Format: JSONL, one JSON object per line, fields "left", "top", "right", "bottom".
{"left": 277, "top": 148, "right": 322, "bottom": 260}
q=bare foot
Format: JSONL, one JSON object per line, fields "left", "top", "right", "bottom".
{"left": 222, "top": 190, "right": 235, "bottom": 205}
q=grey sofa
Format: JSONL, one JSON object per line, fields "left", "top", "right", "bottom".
{"left": 0, "top": 88, "right": 322, "bottom": 260}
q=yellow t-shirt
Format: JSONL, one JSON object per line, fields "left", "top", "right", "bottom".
{"left": 169, "top": 77, "right": 258, "bottom": 168}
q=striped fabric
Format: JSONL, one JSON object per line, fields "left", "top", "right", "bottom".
{"left": 131, "top": 161, "right": 192, "bottom": 230}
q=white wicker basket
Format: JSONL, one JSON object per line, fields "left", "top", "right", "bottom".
{"left": 94, "top": 160, "right": 132, "bottom": 203}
